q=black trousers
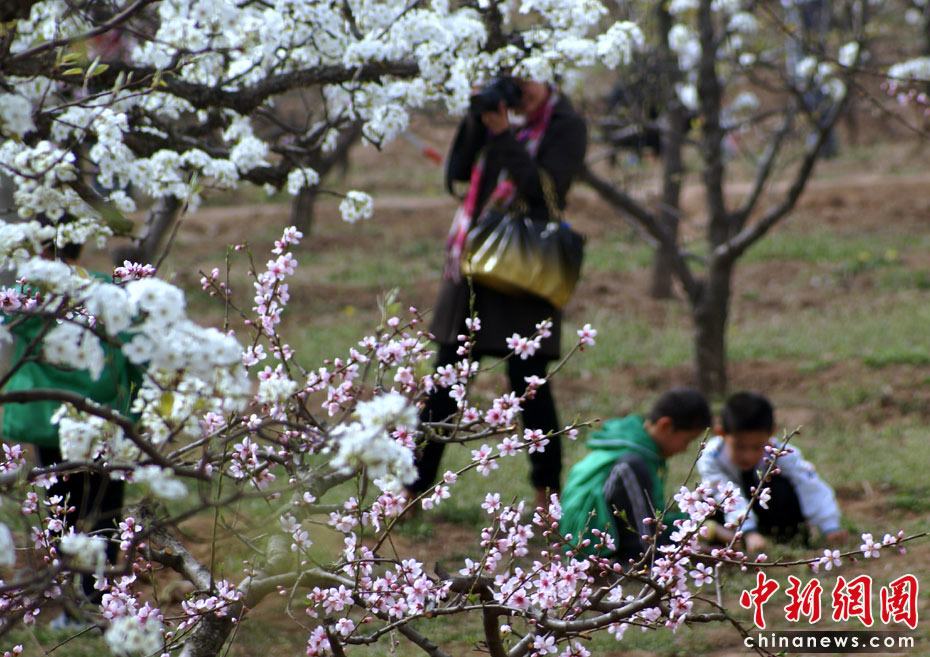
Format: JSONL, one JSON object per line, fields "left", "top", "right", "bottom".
{"left": 410, "top": 344, "right": 562, "bottom": 494}
{"left": 36, "top": 446, "right": 125, "bottom": 600}
{"left": 739, "top": 469, "right": 807, "bottom": 543}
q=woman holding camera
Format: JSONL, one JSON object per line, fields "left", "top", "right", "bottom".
{"left": 410, "top": 78, "right": 587, "bottom": 508}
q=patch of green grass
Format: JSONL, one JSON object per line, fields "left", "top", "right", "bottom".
{"left": 561, "top": 308, "right": 693, "bottom": 372}
{"left": 825, "top": 381, "right": 874, "bottom": 410}
{"left": 878, "top": 268, "right": 930, "bottom": 291}
{"left": 287, "top": 313, "right": 377, "bottom": 369}
{"left": 311, "top": 236, "right": 442, "bottom": 287}
{"left": 743, "top": 229, "right": 924, "bottom": 265}
{"left": 796, "top": 420, "right": 930, "bottom": 502}
{"left": 584, "top": 233, "right": 654, "bottom": 273}
{"left": 888, "top": 486, "right": 930, "bottom": 513}
{"left": 729, "top": 289, "right": 930, "bottom": 366}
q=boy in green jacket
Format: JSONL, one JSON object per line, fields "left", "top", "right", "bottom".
{"left": 559, "top": 388, "right": 710, "bottom": 563}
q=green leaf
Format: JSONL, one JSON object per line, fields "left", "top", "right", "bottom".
{"left": 87, "top": 63, "right": 110, "bottom": 77}
{"left": 62, "top": 67, "right": 84, "bottom": 76}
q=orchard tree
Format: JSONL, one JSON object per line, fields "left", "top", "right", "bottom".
{"left": 0, "top": 2, "right": 924, "bottom": 657}
{"left": 584, "top": 0, "right": 872, "bottom": 394}
{"left": 0, "top": 0, "right": 640, "bottom": 256}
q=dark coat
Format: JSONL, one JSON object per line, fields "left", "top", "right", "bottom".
{"left": 430, "top": 94, "right": 587, "bottom": 359}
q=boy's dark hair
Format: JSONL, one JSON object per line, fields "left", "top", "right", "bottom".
{"left": 648, "top": 387, "right": 711, "bottom": 431}
{"left": 37, "top": 213, "right": 83, "bottom": 261}
{"left": 722, "top": 392, "right": 775, "bottom": 434}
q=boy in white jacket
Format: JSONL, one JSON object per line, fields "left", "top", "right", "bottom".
{"left": 697, "top": 392, "right": 847, "bottom": 553}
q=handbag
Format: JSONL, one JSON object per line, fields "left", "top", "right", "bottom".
{"left": 460, "top": 173, "right": 584, "bottom": 309}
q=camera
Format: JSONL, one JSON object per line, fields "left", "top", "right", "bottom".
{"left": 469, "top": 77, "right": 523, "bottom": 115}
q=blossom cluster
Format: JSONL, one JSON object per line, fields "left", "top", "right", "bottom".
{"left": 1, "top": 0, "right": 644, "bottom": 242}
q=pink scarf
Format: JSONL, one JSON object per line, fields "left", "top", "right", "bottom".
{"left": 445, "top": 90, "right": 559, "bottom": 281}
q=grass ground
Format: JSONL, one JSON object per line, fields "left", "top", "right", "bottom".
{"left": 9, "top": 132, "right": 930, "bottom": 656}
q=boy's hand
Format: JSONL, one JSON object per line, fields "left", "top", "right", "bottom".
{"left": 702, "top": 520, "right": 734, "bottom": 544}
{"left": 825, "top": 529, "right": 849, "bottom": 545}
{"left": 744, "top": 531, "right": 768, "bottom": 555}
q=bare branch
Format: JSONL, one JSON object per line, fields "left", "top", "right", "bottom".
{"left": 731, "top": 106, "right": 796, "bottom": 231}
{"left": 580, "top": 165, "right": 701, "bottom": 300}
{"left": 716, "top": 98, "right": 848, "bottom": 263}
{"left": 396, "top": 625, "right": 454, "bottom": 657}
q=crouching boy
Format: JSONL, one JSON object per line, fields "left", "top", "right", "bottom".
{"left": 559, "top": 388, "right": 711, "bottom": 563}
{"left": 698, "top": 391, "right": 847, "bottom": 553}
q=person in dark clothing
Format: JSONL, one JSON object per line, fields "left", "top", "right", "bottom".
{"left": 559, "top": 388, "right": 712, "bottom": 563}
{"left": 411, "top": 79, "right": 587, "bottom": 506}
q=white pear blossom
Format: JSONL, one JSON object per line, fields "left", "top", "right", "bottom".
{"left": 839, "top": 42, "right": 860, "bottom": 68}
{"left": 256, "top": 375, "right": 298, "bottom": 405}
{"left": 0, "top": 94, "right": 34, "bottom": 138}
{"left": 125, "top": 278, "right": 186, "bottom": 327}
{"left": 669, "top": 0, "right": 698, "bottom": 14}
{"left": 133, "top": 466, "right": 187, "bottom": 500}
{"left": 355, "top": 391, "right": 418, "bottom": 428}
{"left": 60, "top": 531, "right": 107, "bottom": 575}
{"left": 85, "top": 283, "right": 136, "bottom": 336}
{"left": 728, "top": 12, "right": 757, "bottom": 34}
{"left": 56, "top": 414, "right": 105, "bottom": 461}
{"left": 596, "top": 22, "right": 644, "bottom": 68}
{"left": 331, "top": 392, "right": 419, "bottom": 488}
{"left": 339, "top": 191, "right": 374, "bottom": 224}
{"left": 286, "top": 167, "right": 321, "bottom": 195}
{"left": 0, "top": 522, "right": 14, "bottom": 567}
{"left": 331, "top": 421, "right": 418, "bottom": 489}
{"left": 730, "top": 91, "right": 759, "bottom": 114}
{"left": 17, "top": 258, "right": 85, "bottom": 296}
{"left": 888, "top": 57, "right": 930, "bottom": 82}
{"left": 104, "top": 615, "right": 164, "bottom": 656}
{"left": 676, "top": 83, "right": 699, "bottom": 111}
{"left": 43, "top": 323, "right": 106, "bottom": 381}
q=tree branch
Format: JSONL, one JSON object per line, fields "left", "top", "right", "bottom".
{"left": 580, "top": 164, "right": 701, "bottom": 300}
{"left": 396, "top": 625, "right": 454, "bottom": 657}
{"left": 716, "top": 97, "right": 848, "bottom": 263}
{"left": 731, "top": 106, "right": 796, "bottom": 231}
{"left": 10, "top": 0, "right": 157, "bottom": 63}
{"left": 7, "top": 59, "right": 419, "bottom": 115}
{"left": 0, "top": 389, "right": 207, "bottom": 478}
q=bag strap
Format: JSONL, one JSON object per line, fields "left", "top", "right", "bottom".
{"left": 539, "top": 169, "right": 562, "bottom": 222}
{"left": 505, "top": 169, "right": 561, "bottom": 220}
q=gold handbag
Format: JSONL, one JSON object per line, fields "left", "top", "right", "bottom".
{"left": 460, "top": 174, "right": 584, "bottom": 309}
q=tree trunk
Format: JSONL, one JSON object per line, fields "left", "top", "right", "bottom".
{"left": 691, "top": 260, "right": 732, "bottom": 397}
{"left": 286, "top": 123, "right": 362, "bottom": 233}
{"left": 111, "top": 196, "right": 181, "bottom": 266}
{"left": 650, "top": 3, "right": 686, "bottom": 300}
{"left": 650, "top": 240, "right": 677, "bottom": 298}
{"left": 290, "top": 185, "right": 318, "bottom": 234}
{"left": 651, "top": 114, "right": 685, "bottom": 299}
